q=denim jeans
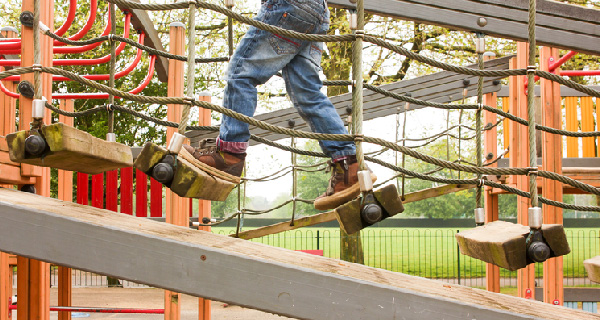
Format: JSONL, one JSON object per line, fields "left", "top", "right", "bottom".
{"left": 217, "top": 0, "right": 356, "bottom": 159}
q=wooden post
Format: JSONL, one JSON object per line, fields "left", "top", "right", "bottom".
{"left": 57, "top": 100, "right": 74, "bottom": 320}
{"left": 196, "top": 93, "right": 212, "bottom": 320}
{"left": 483, "top": 67, "right": 500, "bottom": 293}
{"left": 0, "top": 25, "right": 17, "bottom": 320}
{"left": 580, "top": 97, "right": 595, "bottom": 157}
{"left": 165, "top": 22, "right": 187, "bottom": 320}
{"left": 513, "top": 43, "right": 535, "bottom": 299}
{"left": 540, "top": 47, "right": 564, "bottom": 306}
{"left": 17, "top": 0, "right": 53, "bottom": 317}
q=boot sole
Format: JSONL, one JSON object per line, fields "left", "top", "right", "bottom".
{"left": 179, "top": 147, "right": 241, "bottom": 184}
{"left": 313, "top": 173, "right": 377, "bottom": 210}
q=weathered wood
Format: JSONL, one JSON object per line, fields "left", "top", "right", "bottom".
{"left": 0, "top": 188, "right": 598, "bottom": 320}
{"left": 0, "top": 163, "right": 35, "bottom": 185}
{"left": 456, "top": 221, "right": 570, "bottom": 271}
{"left": 328, "top": 0, "right": 600, "bottom": 56}
{"left": 335, "top": 184, "right": 404, "bottom": 235}
{"left": 237, "top": 183, "right": 473, "bottom": 240}
{"left": 115, "top": 0, "right": 168, "bottom": 82}
{"left": 5, "top": 123, "right": 133, "bottom": 175}
{"left": 133, "top": 142, "right": 237, "bottom": 200}
{"left": 584, "top": 256, "right": 600, "bottom": 284}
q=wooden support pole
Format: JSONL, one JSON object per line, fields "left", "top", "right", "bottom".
{"left": 0, "top": 252, "right": 9, "bottom": 320}
{"left": 57, "top": 100, "right": 74, "bottom": 320}
{"left": 564, "top": 97, "right": 578, "bottom": 158}
{"left": 165, "top": 22, "right": 187, "bottom": 320}
{"left": 17, "top": 0, "right": 53, "bottom": 317}
{"left": 197, "top": 94, "right": 211, "bottom": 320}
{"left": 483, "top": 76, "right": 500, "bottom": 293}
{"left": 580, "top": 96, "right": 595, "bottom": 157}
{"left": 540, "top": 47, "right": 564, "bottom": 306}
{"left": 513, "top": 43, "right": 536, "bottom": 299}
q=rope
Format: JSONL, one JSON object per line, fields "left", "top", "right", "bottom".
{"left": 352, "top": 0, "right": 366, "bottom": 171}
{"left": 527, "top": 0, "right": 539, "bottom": 208}
{"left": 108, "top": 3, "right": 117, "bottom": 134}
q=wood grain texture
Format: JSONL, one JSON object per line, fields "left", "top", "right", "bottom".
{"left": 584, "top": 256, "right": 600, "bottom": 284}
{"left": 6, "top": 123, "right": 133, "bottom": 174}
{"left": 0, "top": 188, "right": 597, "bottom": 319}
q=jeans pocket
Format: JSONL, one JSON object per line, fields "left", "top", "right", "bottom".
{"left": 309, "top": 42, "right": 323, "bottom": 65}
{"left": 268, "top": 12, "right": 314, "bottom": 54}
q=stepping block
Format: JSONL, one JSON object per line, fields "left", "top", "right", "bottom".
{"left": 455, "top": 221, "right": 570, "bottom": 271}
{"left": 134, "top": 142, "right": 239, "bottom": 201}
{"left": 6, "top": 123, "right": 133, "bottom": 175}
{"left": 334, "top": 184, "right": 404, "bottom": 235}
{"left": 584, "top": 256, "right": 600, "bottom": 284}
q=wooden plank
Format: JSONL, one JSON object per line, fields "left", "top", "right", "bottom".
{"left": 581, "top": 97, "right": 595, "bottom": 157}
{"left": 6, "top": 123, "right": 133, "bottom": 174}
{"left": 565, "top": 97, "right": 579, "bottom": 158}
{"left": 497, "top": 85, "right": 600, "bottom": 97}
{"left": 237, "top": 184, "right": 474, "bottom": 240}
{"left": 456, "top": 221, "right": 570, "bottom": 271}
{"left": 115, "top": 0, "right": 168, "bottom": 82}
{"left": 327, "top": 0, "right": 600, "bottom": 55}
{"left": 0, "top": 252, "right": 9, "bottom": 320}
{"left": 584, "top": 256, "right": 600, "bottom": 284}
{"left": 0, "top": 164, "right": 35, "bottom": 185}
{"left": 0, "top": 188, "right": 597, "bottom": 320}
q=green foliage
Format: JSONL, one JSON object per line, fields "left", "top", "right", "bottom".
{"left": 295, "top": 140, "right": 330, "bottom": 216}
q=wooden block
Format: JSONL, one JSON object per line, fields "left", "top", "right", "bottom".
{"left": 6, "top": 123, "right": 133, "bottom": 174}
{"left": 335, "top": 184, "right": 404, "bottom": 235}
{"left": 584, "top": 256, "right": 600, "bottom": 284}
{"left": 133, "top": 142, "right": 237, "bottom": 201}
{"left": 456, "top": 221, "right": 571, "bottom": 271}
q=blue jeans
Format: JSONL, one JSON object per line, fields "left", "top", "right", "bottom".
{"left": 217, "top": 0, "right": 356, "bottom": 159}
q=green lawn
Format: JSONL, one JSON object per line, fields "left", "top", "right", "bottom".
{"left": 213, "top": 227, "right": 599, "bottom": 281}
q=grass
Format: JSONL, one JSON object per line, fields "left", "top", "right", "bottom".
{"left": 213, "top": 227, "right": 599, "bottom": 281}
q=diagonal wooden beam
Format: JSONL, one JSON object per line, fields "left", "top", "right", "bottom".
{"left": 236, "top": 184, "right": 475, "bottom": 240}
{"left": 0, "top": 188, "right": 595, "bottom": 320}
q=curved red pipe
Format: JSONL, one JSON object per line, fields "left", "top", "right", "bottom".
{"left": 55, "top": 0, "right": 78, "bottom": 37}
{"left": 0, "top": 12, "right": 128, "bottom": 67}
{"left": 53, "top": 55, "right": 156, "bottom": 99}
{"left": 56, "top": 0, "right": 98, "bottom": 43}
{"left": 2, "top": 32, "right": 143, "bottom": 82}
{"left": 0, "top": 80, "right": 20, "bottom": 98}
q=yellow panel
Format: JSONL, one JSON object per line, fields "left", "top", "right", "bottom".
{"left": 565, "top": 97, "right": 579, "bottom": 158}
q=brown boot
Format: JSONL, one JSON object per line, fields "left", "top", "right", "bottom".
{"left": 313, "top": 155, "right": 377, "bottom": 210}
{"left": 182, "top": 138, "right": 246, "bottom": 177}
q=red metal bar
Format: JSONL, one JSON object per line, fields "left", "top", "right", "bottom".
{"left": 76, "top": 173, "right": 88, "bottom": 205}
{"left": 136, "top": 169, "right": 148, "bottom": 217}
{"left": 559, "top": 70, "right": 600, "bottom": 76}
{"left": 54, "top": 0, "right": 78, "bottom": 37}
{"left": 9, "top": 305, "right": 164, "bottom": 314}
{"left": 0, "top": 8, "right": 120, "bottom": 65}
{"left": 106, "top": 170, "right": 119, "bottom": 212}
{"left": 549, "top": 51, "right": 577, "bottom": 71}
{"left": 52, "top": 54, "right": 156, "bottom": 99}
{"left": 0, "top": 80, "right": 19, "bottom": 98}
{"left": 91, "top": 173, "right": 104, "bottom": 209}
{"left": 120, "top": 167, "right": 133, "bottom": 215}
{"left": 150, "top": 177, "right": 162, "bottom": 217}
{"left": 56, "top": 0, "right": 98, "bottom": 43}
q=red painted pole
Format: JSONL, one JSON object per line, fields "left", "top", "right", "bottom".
{"left": 136, "top": 169, "right": 148, "bottom": 217}
{"left": 106, "top": 170, "right": 119, "bottom": 212}
{"left": 150, "top": 178, "right": 163, "bottom": 217}
{"left": 120, "top": 167, "right": 133, "bottom": 215}
{"left": 76, "top": 173, "right": 88, "bottom": 206}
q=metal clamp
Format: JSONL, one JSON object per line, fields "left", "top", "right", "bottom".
{"left": 527, "top": 167, "right": 538, "bottom": 176}
{"left": 167, "top": 132, "right": 186, "bottom": 154}
{"left": 224, "top": 0, "right": 235, "bottom": 8}
{"left": 183, "top": 96, "right": 196, "bottom": 105}
{"left": 354, "top": 30, "right": 365, "bottom": 39}
{"left": 474, "top": 207, "right": 485, "bottom": 226}
{"left": 38, "top": 21, "right": 50, "bottom": 33}
{"left": 528, "top": 207, "right": 543, "bottom": 229}
{"left": 31, "top": 63, "right": 43, "bottom": 72}
{"left": 32, "top": 97, "right": 47, "bottom": 119}
{"left": 357, "top": 170, "right": 373, "bottom": 192}
{"left": 353, "top": 134, "right": 364, "bottom": 143}
{"left": 474, "top": 37, "right": 485, "bottom": 54}
{"left": 348, "top": 10, "right": 357, "bottom": 30}
{"left": 106, "top": 133, "right": 116, "bottom": 142}
{"left": 527, "top": 65, "right": 537, "bottom": 73}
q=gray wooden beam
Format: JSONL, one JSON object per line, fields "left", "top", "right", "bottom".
{"left": 327, "top": 0, "right": 600, "bottom": 56}
{"left": 117, "top": 0, "right": 168, "bottom": 82}
{"left": 0, "top": 188, "right": 596, "bottom": 320}
{"left": 187, "top": 56, "right": 511, "bottom": 146}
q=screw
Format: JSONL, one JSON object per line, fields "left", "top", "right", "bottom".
{"left": 20, "top": 11, "right": 34, "bottom": 28}
{"left": 200, "top": 255, "right": 207, "bottom": 261}
{"left": 477, "top": 17, "right": 488, "bottom": 27}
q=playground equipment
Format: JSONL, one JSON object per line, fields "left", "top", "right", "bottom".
{"left": 584, "top": 256, "right": 600, "bottom": 284}
{"left": 1, "top": 0, "right": 600, "bottom": 318}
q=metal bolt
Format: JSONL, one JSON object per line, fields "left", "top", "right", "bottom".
{"left": 200, "top": 255, "right": 207, "bottom": 261}
{"left": 486, "top": 152, "right": 494, "bottom": 160}
{"left": 492, "top": 80, "right": 501, "bottom": 86}
{"left": 20, "top": 184, "right": 36, "bottom": 194}
{"left": 477, "top": 17, "right": 488, "bottom": 27}
{"left": 287, "top": 119, "right": 295, "bottom": 128}
{"left": 20, "top": 11, "right": 34, "bottom": 28}
{"left": 18, "top": 81, "right": 35, "bottom": 99}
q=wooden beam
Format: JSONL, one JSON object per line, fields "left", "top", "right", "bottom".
{"left": 327, "top": 0, "right": 600, "bottom": 56}
{"left": 0, "top": 188, "right": 597, "bottom": 320}
{"left": 0, "top": 252, "right": 9, "bottom": 320}
{"left": 115, "top": 0, "right": 168, "bottom": 82}
{"left": 540, "top": 47, "right": 564, "bottom": 306}
{"left": 497, "top": 85, "right": 600, "bottom": 97}
{"left": 237, "top": 184, "right": 474, "bottom": 240}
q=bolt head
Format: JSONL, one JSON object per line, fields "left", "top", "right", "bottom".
{"left": 477, "top": 17, "right": 488, "bottom": 27}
